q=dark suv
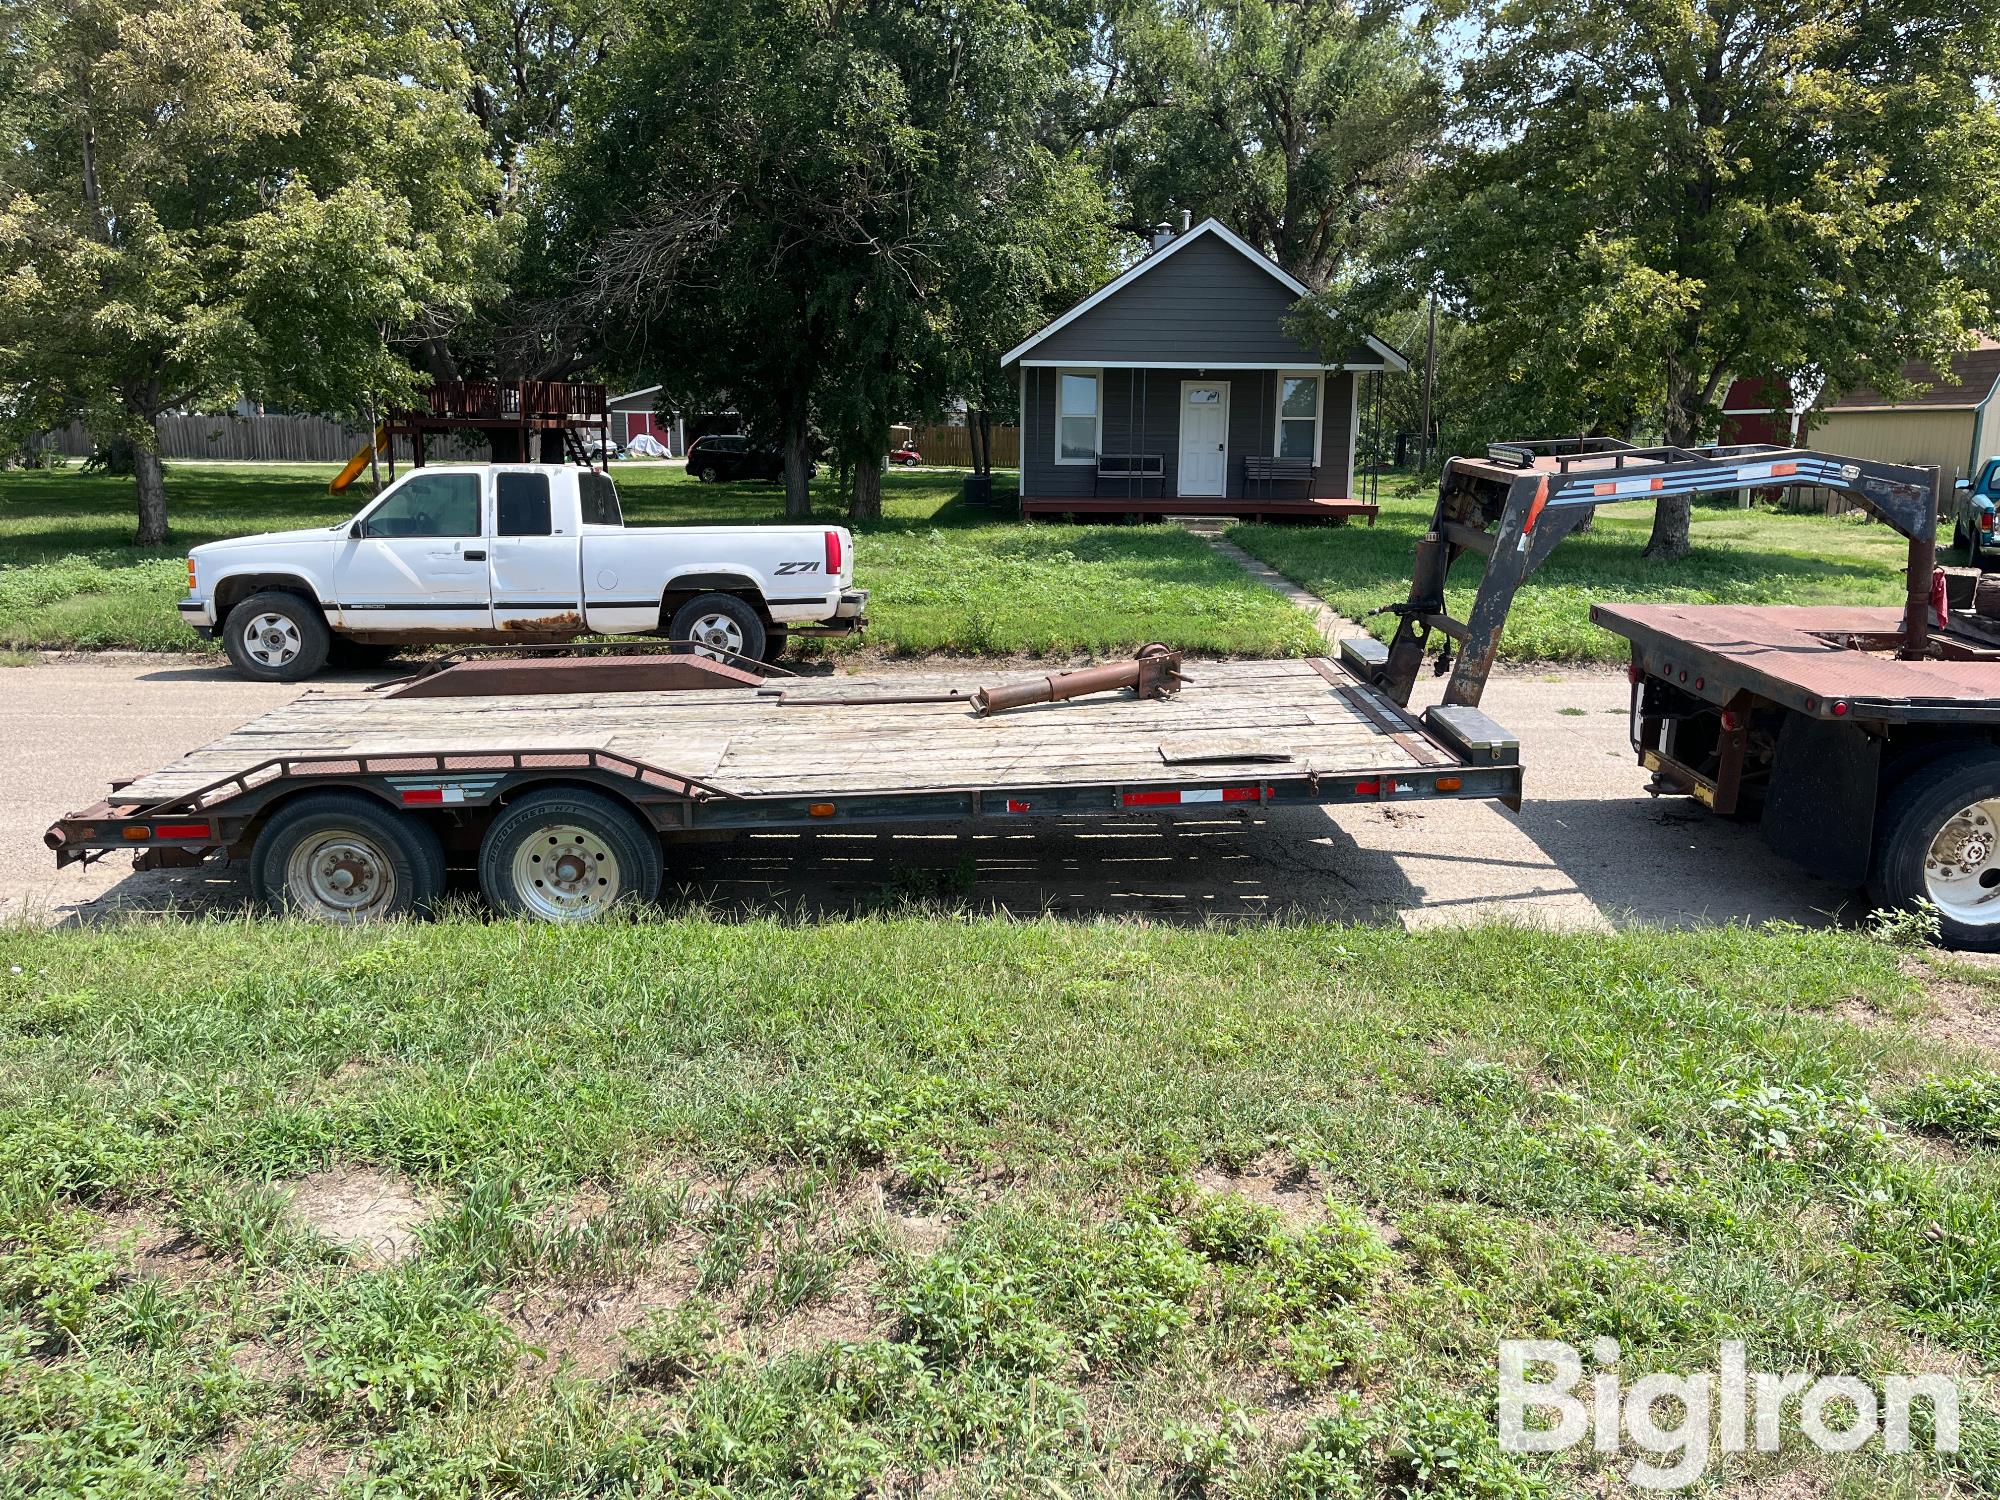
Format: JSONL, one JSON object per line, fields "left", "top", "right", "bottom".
{"left": 686, "top": 434, "right": 798, "bottom": 483}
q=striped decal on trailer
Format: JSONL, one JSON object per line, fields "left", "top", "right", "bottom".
{"left": 1121, "top": 787, "right": 1263, "bottom": 807}
{"left": 387, "top": 775, "right": 505, "bottom": 807}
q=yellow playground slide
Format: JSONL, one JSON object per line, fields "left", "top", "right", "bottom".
{"left": 330, "top": 427, "right": 390, "bottom": 494}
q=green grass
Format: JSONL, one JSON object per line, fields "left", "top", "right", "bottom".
{"left": 3, "top": 914, "right": 1996, "bottom": 1495}
{"left": 1229, "top": 481, "right": 1919, "bottom": 664}
{"left": 0, "top": 461, "right": 1318, "bottom": 659}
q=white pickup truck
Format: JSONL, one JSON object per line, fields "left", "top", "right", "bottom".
{"left": 181, "top": 464, "right": 866, "bottom": 680}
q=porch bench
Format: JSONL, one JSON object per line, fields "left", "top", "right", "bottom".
{"left": 1243, "top": 455, "right": 1318, "bottom": 498}
{"left": 1095, "top": 452, "right": 1166, "bottom": 497}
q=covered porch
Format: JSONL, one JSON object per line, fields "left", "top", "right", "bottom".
{"left": 1016, "top": 364, "right": 1381, "bottom": 523}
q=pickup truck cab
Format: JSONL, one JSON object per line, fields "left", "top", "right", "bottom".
{"left": 183, "top": 464, "right": 865, "bottom": 680}
{"left": 1953, "top": 456, "right": 2000, "bottom": 567}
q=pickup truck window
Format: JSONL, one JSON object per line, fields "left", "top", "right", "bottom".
{"left": 496, "top": 472, "right": 552, "bottom": 536}
{"left": 578, "top": 471, "right": 622, "bottom": 527}
{"left": 364, "top": 473, "right": 481, "bottom": 538}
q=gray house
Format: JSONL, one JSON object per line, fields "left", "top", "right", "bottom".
{"left": 1003, "top": 218, "right": 1405, "bottom": 521}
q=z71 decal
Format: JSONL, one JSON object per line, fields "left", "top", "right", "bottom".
{"left": 774, "top": 561, "right": 821, "bottom": 575}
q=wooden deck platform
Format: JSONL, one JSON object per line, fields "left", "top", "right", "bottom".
{"left": 106, "top": 658, "right": 1451, "bottom": 808}
{"left": 1020, "top": 496, "right": 1377, "bottom": 525}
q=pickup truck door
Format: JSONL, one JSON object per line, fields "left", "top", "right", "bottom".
{"left": 333, "top": 471, "right": 492, "bottom": 631}
{"left": 488, "top": 471, "right": 585, "bottom": 631}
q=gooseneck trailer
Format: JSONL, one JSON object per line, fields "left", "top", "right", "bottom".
{"left": 1351, "top": 438, "right": 2000, "bottom": 949}
{"left": 46, "top": 646, "right": 1522, "bottom": 923}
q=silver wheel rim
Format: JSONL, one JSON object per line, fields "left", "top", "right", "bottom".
{"left": 1924, "top": 798, "right": 2000, "bottom": 925}
{"left": 686, "top": 612, "right": 745, "bottom": 661}
{"left": 243, "top": 612, "right": 303, "bottom": 668}
{"left": 285, "top": 829, "right": 398, "bottom": 921}
{"left": 510, "top": 822, "right": 622, "bottom": 921}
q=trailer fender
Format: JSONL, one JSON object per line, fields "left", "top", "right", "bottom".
{"left": 1759, "top": 712, "right": 1881, "bottom": 887}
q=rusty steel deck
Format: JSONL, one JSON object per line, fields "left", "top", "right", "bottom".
{"left": 1591, "top": 603, "right": 2000, "bottom": 712}
{"left": 103, "top": 657, "right": 1457, "bottom": 809}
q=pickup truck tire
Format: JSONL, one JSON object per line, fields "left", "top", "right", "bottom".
{"left": 478, "top": 787, "right": 663, "bottom": 921}
{"left": 1869, "top": 747, "right": 2000, "bottom": 950}
{"left": 252, "top": 791, "right": 445, "bottom": 923}
{"left": 223, "top": 591, "right": 331, "bottom": 682}
{"left": 669, "top": 592, "right": 766, "bottom": 663}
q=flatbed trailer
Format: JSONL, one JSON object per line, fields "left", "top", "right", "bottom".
{"left": 46, "top": 651, "right": 1521, "bottom": 922}
{"left": 1352, "top": 435, "right": 2000, "bottom": 949}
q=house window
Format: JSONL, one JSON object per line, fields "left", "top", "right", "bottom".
{"left": 1056, "top": 370, "right": 1100, "bottom": 463}
{"left": 1277, "top": 373, "right": 1322, "bottom": 461}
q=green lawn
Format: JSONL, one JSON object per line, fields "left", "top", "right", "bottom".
{"left": 0, "top": 461, "right": 1318, "bottom": 659}
{"left": 1229, "top": 481, "right": 1920, "bottom": 663}
{"left": 2, "top": 914, "right": 1996, "bottom": 1495}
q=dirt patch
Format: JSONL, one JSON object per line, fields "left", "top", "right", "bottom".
{"left": 1847, "top": 960, "right": 2000, "bottom": 1058}
{"left": 1717, "top": 1467, "right": 1829, "bottom": 1500}
{"left": 505, "top": 1261, "right": 703, "bottom": 1380}
{"left": 94, "top": 1204, "right": 224, "bottom": 1286}
{"left": 283, "top": 1167, "right": 432, "bottom": 1263}
{"left": 744, "top": 1259, "right": 886, "bottom": 1360}
{"left": 1193, "top": 1152, "right": 1332, "bottom": 1232}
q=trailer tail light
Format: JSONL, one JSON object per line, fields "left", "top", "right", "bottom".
{"left": 824, "top": 530, "right": 843, "bottom": 576}
{"left": 1832, "top": 700, "right": 1850, "bottom": 716}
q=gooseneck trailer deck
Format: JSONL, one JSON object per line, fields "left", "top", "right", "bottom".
{"left": 47, "top": 649, "right": 1521, "bottom": 922}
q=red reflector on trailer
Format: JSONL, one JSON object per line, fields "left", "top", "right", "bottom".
{"left": 825, "top": 530, "right": 843, "bottom": 575}
{"left": 155, "top": 822, "right": 211, "bottom": 840}
{"left": 400, "top": 788, "right": 445, "bottom": 805}
{"left": 1355, "top": 780, "right": 1407, "bottom": 795}
{"left": 1006, "top": 799, "right": 1031, "bottom": 813}
{"left": 1121, "top": 787, "right": 1262, "bottom": 808}
{"left": 1122, "top": 790, "right": 1180, "bottom": 806}
{"left": 1220, "top": 786, "right": 1260, "bottom": 802}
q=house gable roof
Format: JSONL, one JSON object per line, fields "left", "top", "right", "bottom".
{"left": 1002, "top": 218, "right": 1407, "bottom": 371}
{"left": 1822, "top": 341, "right": 2000, "bottom": 414}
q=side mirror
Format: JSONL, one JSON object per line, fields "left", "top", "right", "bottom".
{"left": 1956, "top": 479, "right": 1971, "bottom": 493}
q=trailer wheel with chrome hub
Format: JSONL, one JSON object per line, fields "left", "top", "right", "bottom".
{"left": 1870, "top": 749, "right": 2000, "bottom": 950}
{"left": 252, "top": 791, "right": 444, "bottom": 922}
{"left": 222, "top": 590, "right": 331, "bottom": 682}
{"left": 477, "top": 787, "right": 663, "bottom": 922}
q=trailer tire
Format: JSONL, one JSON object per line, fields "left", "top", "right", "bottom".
{"left": 252, "top": 792, "right": 444, "bottom": 923}
{"left": 1869, "top": 748, "right": 2000, "bottom": 950}
{"left": 668, "top": 593, "right": 766, "bottom": 664}
{"left": 478, "top": 788, "right": 662, "bottom": 922}
{"left": 224, "top": 591, "right": 331, "bottom": 681}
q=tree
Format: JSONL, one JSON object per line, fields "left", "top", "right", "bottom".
{"left": 0, "top": 0, "right": 495, "bottom": 542}
{"left": 569, "top": 0, "right": 1112, "bottom": 518}
{"left": 1098, "top": 0, "right": 1441, "bottom": 288}
{"left": 1422, "top": 0, "right": 2000, "bottom": 558}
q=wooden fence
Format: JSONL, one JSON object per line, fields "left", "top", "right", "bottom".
{"left": 37, "top": 414, "right": 495, "bottom": 465}
{"left": 907, "top": 423, "right": 1019, "bottom": 468}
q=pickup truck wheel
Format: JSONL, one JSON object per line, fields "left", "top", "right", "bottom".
{"left": 669, "top": 592, "right": 766, "bottom": 663}
{"left": 252, "top": 792, "right": 444, "bottom": 922}
{"left": 1870, "top": 749, "right": 2000, "bottom": 950}
{"left": 478, "top": 788, "right": 662, "bottom": 922}
{"left": 223, "top": 591, "right": 330, "bottom": 681}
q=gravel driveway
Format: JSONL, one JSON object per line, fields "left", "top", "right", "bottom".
{"left": 4, "top": 654, "right": 1861, "bottom": 931}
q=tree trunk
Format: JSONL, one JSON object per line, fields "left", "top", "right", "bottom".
{"left": 1642, "top": 388, "right": 1697, "bottom": 561}
{"left": 133, "top": 440, "right": 169, "bottom": 546}
{"left": 782, "top": 409, "right": 813, "bottom": 518}
{"left": 850, "top": 455, "right": 882, "bottom": 522}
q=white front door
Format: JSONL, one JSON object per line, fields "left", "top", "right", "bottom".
{"left": 1178, "top": 381, "right": 1230, "bottom": 497}
{"left": 333, "top": 470, "right": 493, "bottom": 632}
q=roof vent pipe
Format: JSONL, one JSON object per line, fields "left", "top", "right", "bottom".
{"left": 1178, "top": 208, "right": 1191, "bottom": 235}
{"left": 1150, "top": 221, "right": 1173, "bottom": 252}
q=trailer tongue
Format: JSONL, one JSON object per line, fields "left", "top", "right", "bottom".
{"left": 47, "top": 646, "right": 1522, "bottom": 922}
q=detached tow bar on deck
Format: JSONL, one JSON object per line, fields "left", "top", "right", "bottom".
{"left": 971, "top": 644, "right": 1184, "bottom": 715}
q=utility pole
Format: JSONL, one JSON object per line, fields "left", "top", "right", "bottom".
{"left": 1417, "top": 292, "right": 1437, "bottom": 471}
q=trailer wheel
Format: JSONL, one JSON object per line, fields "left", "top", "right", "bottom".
{"left": 1870, "top": 748, "right": 2000, "bottom": 949}
{"left": 223, "top": 591, "right": 331, "bottom": 681}
{"left": 478, "top": 788, "right": 662, "bottom": 922}
{"left": 668, "top": 593, "right": 766, "bottom": 663}
{"left": 252, "top": 792, "right": 444, "bottom": 922}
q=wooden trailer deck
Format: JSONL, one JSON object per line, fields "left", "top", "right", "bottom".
{"left": 105, "top": 658, "right": 1461, "bottom": 809}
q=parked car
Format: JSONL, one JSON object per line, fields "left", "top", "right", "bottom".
{"left": 889, "top": 445, "right": 922, "bottom": 467}
{"left": 686, "top": 434, "right": 800, "bottom": 483}
{"left": 182, "top": 464, "right": 867, "bottom": 680}
{"left": 1954, "top": 456, "right": 2000, "bottom": 566}
{"left": 583, "top": 437, "right": 627, "bottom": 462}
